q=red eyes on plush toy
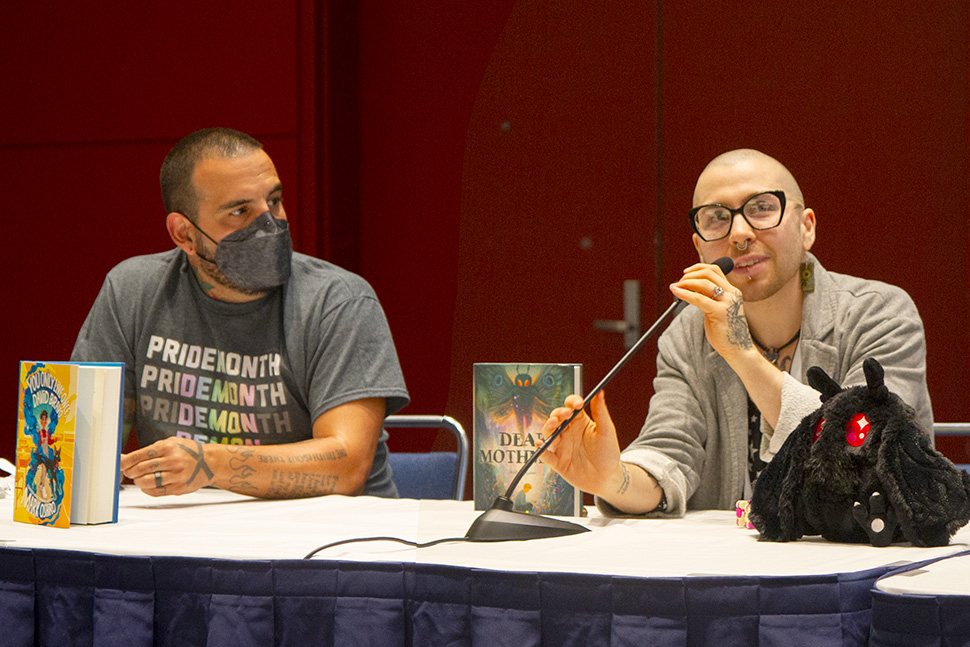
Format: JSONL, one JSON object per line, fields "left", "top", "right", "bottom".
{"left": 845, "top": 413, "right": 870, "bottom": 447}
{"left": 812, "top": 413, "right": 871, "bottom": 447}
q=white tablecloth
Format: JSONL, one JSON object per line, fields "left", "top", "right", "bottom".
{"left": 3, "top": 485, "right": 968, "bottom": 578}
{"left": 875, "top": 551, "right": 970, "bottom": 596}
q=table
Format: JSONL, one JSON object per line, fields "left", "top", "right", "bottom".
{"left": 2, "top": 486, "right": 968, "bottom": 647}
{"left": 868, "top": 553, "right": 970, "bottom": 646}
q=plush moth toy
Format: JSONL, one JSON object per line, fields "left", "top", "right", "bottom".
{"left": 749, "top": 358, "right": 970, "bottom": 547}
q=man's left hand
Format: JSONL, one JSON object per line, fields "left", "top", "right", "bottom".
{"left": 121, "top": 437, "right": 216, "bottom": 497}
{"left": 670, "top": 261, "right": 755, "bottom": 363}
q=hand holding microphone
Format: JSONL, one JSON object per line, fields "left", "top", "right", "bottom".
{"left": 540, "top": 257, "right": 736, "bottom": 508}
{"left": 669, "top": 257, "right": 750, "bottom": 363}
{"left": 669, "top": 256, "right": 736, "bottom": 305}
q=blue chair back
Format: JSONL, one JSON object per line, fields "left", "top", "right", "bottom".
{"left": 385, "top": 415, "right": 468, "bottom": 500}
{"left": 934, "top": 423, "right": 970, "bottom": 473}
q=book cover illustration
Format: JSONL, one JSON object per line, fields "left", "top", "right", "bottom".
{"left": 473, "top": 363, "right": 581, "bottom": 516}
{"left": 15, "top": 362, "right": 76, "bottom": 528}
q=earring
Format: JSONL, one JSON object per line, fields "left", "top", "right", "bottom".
{"left": 800, "top": 261, "right": 815, "bottom": 293}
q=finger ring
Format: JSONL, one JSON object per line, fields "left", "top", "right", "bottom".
{"left": 154, "top": 471, "right": 163, "bottom": 488}
{"left": 712, "top": 286, "right": 724, "bottom": 300}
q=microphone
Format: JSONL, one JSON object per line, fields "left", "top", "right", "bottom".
{"left": 465, "top": 256, "right": 735, "bottom": 541}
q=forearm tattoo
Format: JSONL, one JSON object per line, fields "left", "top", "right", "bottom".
{"left": 617, "top": 463, "right": 631, "bottom": 495}
{"left": 226, "top": 447, "right": 258, "bottom": 495}
{"left": 266, "top": 471, "right": 340, "bottom": 498}
{"left": 224, "top": 446, "right": 348, "bottom": 498}
{"left": 256, "top": 449, "right": 348, "bottom": 464}
{"left": 726, "top": 295, "right": 753, "bottom": 350}
{"left": 181, "top": 440, "right": 214, "bottom": 485}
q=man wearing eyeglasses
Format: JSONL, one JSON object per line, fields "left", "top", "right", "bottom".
{"left": 541, "top": 148, "right": 932, "bottom": 516}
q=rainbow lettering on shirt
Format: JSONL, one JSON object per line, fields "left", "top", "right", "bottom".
{"left": 139, "top": 335, "right": 293, "bottom": 444}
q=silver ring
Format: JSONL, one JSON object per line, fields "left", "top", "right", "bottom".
{"left": 736, "top": 240, "right": 749, "bottom": 251}
{"left": 712, "top": 286, "right": 724, "bottom": 300}
{"left": 154, "top": 471, "right": 163, "bottom": 488}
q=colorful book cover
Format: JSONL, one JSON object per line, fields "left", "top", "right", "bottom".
{"left": 473, "top": 363, "right": 582, "bottom": 516}
{"left": 15, "top": 361, "right": 77, "bottom": 528}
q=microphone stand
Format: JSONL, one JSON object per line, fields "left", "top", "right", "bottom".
{"left": 464, "top": 257, "right": 733, "bottom": 542}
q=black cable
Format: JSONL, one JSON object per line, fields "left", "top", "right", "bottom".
{"left": 303, "top": 535, "right": 469, "bottom": 559}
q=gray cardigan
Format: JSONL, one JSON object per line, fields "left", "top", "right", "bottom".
{"left": 599, "top": 254, "right": 933, "bottom": 517}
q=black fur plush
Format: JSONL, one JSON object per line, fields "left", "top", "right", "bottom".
{"left": 749, "top": 358, "right": 970, "bottom": 547}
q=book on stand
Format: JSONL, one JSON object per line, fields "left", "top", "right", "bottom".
{"left": 14, "top": 361, "right": 125, "bottom": 527}
{"left": 473, "top": 363, "right": 582, "bottom": 516}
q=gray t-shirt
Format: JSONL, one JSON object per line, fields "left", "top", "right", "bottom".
{"left": 71, "top": 249, "right": 409, "bottom": 497}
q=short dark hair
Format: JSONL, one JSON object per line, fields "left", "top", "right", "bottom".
{"left": 160, "top": 127, "right": 263, "bottom": 218}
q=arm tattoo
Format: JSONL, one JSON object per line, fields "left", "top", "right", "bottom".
{"left": 180, "top": 440, "right": 215, "bottom": 485}
{"left": 223, "top": 447, "right": 350, "bottom": 497}
{"left": 617, "top": 463, "right": 631, "bottom": 495}
{"left": 257, "top": 449, "right": 348, "bottom": 464}
{"left": 726, "top": 295, "right": 753, "bottom": 350}
{"left": 226, "top": 447, "right": 258, "bottom": 494}
{"left": 266, "top": 471, "right": 339, "bottom": 498}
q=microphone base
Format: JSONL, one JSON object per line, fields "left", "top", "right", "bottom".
{"left": 465, "top": 505, "right": 590, "bottom": 542}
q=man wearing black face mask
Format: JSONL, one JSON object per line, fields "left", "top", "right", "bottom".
{"left": 71, "top": 128, "right": 409, "bottom": 499}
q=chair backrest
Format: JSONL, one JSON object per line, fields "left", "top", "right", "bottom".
{"left": 933, "top": 423, "right": 970, "bottom": 473}
{"left": 385, "top": 415, "right": 468, "bottom": 500}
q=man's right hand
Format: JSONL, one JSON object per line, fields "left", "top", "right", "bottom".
{"left": 539, "top": 392, "right": 625, "bottom": 497}
{"left": 541, "top": 391, "right": 665, "bottom": 514}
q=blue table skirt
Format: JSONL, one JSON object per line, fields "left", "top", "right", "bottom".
{"left": 868, "top": 553, "right": 970, "bottom": 647}
{"left": 0, "top": 546, "right": 925, "bottom": 647}
{"left": 869, "top": 590, "right": 970, "bottom": 647}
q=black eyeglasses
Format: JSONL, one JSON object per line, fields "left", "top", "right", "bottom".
{"left": 689, "top": 190, "right": 787, "bottom": 242}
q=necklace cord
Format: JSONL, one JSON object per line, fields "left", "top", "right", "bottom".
{"left": 751, "top": 328, "right": 801, "bottom": 355}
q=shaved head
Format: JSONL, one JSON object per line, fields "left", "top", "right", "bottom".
{"left": 694, "top": 149, "right": 804, "bottom": 207}
{"left": 689, "top": 147, "right": 816, "bottom": 304}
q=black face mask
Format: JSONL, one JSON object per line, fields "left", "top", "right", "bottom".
{"left": 191, "top": 211, "right": 293, "bottom": 292}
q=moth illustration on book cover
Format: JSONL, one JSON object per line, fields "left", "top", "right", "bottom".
{"left": 16, "top": 363, "right": 76, "bottom": 527}
{"left": 473, "top": 363, "right": 581, "bottom": 515}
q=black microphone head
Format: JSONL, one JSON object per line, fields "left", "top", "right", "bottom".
{"left": 713, "top": 256, "right": 734, "bottom": 274}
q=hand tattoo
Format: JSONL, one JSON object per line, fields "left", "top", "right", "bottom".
{"left": 726, "top": 295, "right": 753, "bottom": 350}
{"left": 180, "top": 440, "right": 215, "bottom": 485}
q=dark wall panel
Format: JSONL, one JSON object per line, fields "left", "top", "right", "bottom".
{"left": 357, "top": 1, "right": 517, "bottom": 451}
{"left": 1, "top": 1, "right": 299, "bottom": 146}
{"left": 444, "top": 1, "right": 660, "bottom": 452}
{"left": 659, "top": 2, "right": 968, "bottom": 426}
{"left": 358, "top": 1, "right": 968, "bottom": 469}
{"left": 1, "top": 1, "right": 967, "bottom": 473}
{"left": 0, "top": 1, "right": 304, "bottom": 462}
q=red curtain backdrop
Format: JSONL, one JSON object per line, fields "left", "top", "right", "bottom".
{"left": 2, "top": 1, "right": 967, "bottom": 473}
